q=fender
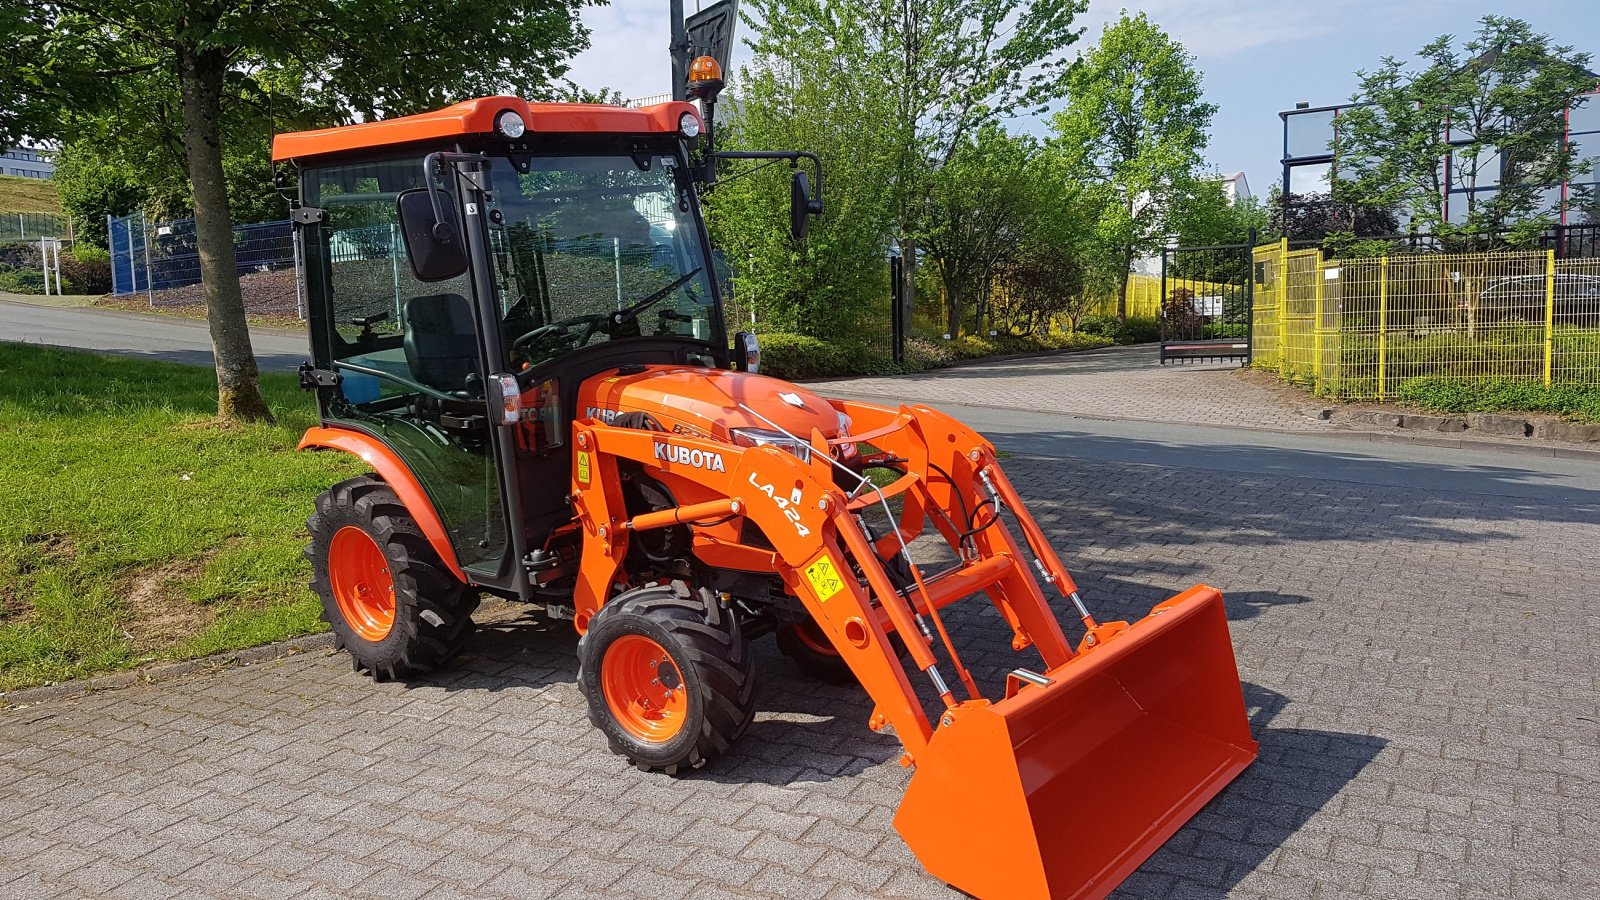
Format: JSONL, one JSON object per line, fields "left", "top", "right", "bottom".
{"left": 297, "top": 426, "right": 468, "bottom": 582}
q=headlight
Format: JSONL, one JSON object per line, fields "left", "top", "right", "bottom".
{"left": 730, "top": 428, "right": 811, "bottom": 462}
{"left": 679, "top": 112, "right": 702, "bottom": 139}
{"left": 495, "top": 109, "right": 526, "bottom": 139}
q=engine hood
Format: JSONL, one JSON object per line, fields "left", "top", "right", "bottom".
{"left": 576, "top": 365, "right": 841, "bottom": 443}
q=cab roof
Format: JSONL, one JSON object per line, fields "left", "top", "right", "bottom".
{"left": 271, "top": 95, "right": 702, "bottom": 163}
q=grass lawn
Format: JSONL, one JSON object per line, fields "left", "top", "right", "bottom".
{"left": 0, "top": 344, "right": 360, "bottom": 691}
{"left": 0, "top": 175, "right": 63, "bottom": 214}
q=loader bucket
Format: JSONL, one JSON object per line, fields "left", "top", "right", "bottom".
{"left": 893, "top": 585, "right": 1257, "bottom": 900}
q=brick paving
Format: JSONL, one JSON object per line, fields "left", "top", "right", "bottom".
{"left": 821, "top": 345, "right": 1323, "bottom": 431}
{"left": 4, "top": 443, "right": 1597, "bottom": 899}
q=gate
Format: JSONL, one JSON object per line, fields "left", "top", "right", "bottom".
{"left": 1158, "top": 236, "right": 1254, "bottom": 364}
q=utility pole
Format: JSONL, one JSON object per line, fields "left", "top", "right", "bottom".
{"left": 670, "top": 0, "right": 689, "bottom": 101}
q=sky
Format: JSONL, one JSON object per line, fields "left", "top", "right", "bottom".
{"left": 564, "top": 1, "right": 1600, "bottom": 200}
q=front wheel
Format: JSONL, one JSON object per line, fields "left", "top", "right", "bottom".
{"left": 307, "top": 475, "right": 478, "bottom": 681}
{"left": 577, "top": 584, "right": 756, "bottom": 774}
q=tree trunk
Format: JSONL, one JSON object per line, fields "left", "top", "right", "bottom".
{"left": 177, "top": 47, "right": 273, "bottom": 422}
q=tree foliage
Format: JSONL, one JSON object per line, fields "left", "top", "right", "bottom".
{"left": 7, "top": 0, "right": 595, "bottom": 420}
{"left": 1333, "top": 16, "right": 1596, "bottom": 244}
{"left": 1050, "top": 12, "right": 1215, "bottom": 319}
{"left": 716, "top": 0, "right": 1086, "bottom": 340}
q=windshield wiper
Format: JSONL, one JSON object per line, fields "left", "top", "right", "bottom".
{"left": 609, "top": 268, "right": 703, "bottom": 328}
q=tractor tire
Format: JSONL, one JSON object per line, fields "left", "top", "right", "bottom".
{"left": 306, "top": 475, "right": 479, "bottom": 681}
{"left": 578, "top": 583, "right": 756, "bottom": 774}
{"left": 777, "top": 618, "right": 911, "bottom": 685}
{"left": 776, "top": 619, "right": 854, "bottom": 684}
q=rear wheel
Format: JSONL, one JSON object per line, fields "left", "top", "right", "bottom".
{"left": 578, "top": 584, "right": 756, "bottom": 774}
{"left": 777, "top": 619, "right": 854, "bottom": 684}
{"left": 307, "top": 475, "right": 479, "bottom": 681}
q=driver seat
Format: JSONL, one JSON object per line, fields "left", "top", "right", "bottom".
{"left": 403, "top": 293, "right": 481, "bottom": 395}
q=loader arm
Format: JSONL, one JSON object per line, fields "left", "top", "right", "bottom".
{"left": 569, "top": 400, "right": 1259, "bottom": 900}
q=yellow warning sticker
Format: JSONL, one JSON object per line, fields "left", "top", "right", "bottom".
{"left": 576, "top": 450, "right": 592, "bottom": 484}
{"left": 805, "top": 555, "right": 845, "bottom": 602}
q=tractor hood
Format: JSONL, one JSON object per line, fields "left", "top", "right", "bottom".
{"left": 576, "top": 365, "right": 843, "bottom": 444}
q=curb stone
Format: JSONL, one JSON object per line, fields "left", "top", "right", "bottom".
{"left": 0, "top": 632, "right": 336, "bottom": 709}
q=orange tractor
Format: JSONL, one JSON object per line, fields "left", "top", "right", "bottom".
{"left": 273, "top": 74, "right": 1257, "bottom": 899}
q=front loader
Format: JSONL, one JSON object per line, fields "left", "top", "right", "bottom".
{"left": 274, "top": 67, "right": 1256, "bottom": 899}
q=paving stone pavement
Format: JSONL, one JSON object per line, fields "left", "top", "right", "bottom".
{"left": 820, "top": 345, "right": 1322, "bottom": 432}
{"left": 3, "top": 455, "right": 1597, "bottom": 899}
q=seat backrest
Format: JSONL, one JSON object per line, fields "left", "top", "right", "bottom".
{"left": 403, "top": 293, "right": 481, "bottom": 394}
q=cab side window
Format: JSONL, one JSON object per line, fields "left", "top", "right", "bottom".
{"left": 309, "top": 160, "right": 476, "bottom": 403}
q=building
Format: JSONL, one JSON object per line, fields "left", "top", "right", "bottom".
{"left": 1278, "top": 88, "right": 1600, "bottom": 228}
{"left": 1, "top": 145, "right": 53, "bottom": 179}
{"left": 1221, "top": 172, "right": 1252, "bottom": 204}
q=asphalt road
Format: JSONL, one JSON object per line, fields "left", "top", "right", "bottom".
{"left": 0, "top": 299, "right": 309, "bottom": 371}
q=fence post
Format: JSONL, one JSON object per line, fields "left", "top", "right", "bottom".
{"left": 1277, "top": 238, "right": 1289, "bottom": 377}
{"left": 1244, "top": 227, "right": 1256, "bottom": 366}
{"left": 1543, "top": 248, "right": 1556, "bottom": 387}
{"left": 1378, "top": 256, "right": 1389, "bottom": 400}
{"left": 1313, "top": 250, "right": 1326, "bottom": 391}
{"left": 142, "top": 212, "right": 154, "bottom": 305}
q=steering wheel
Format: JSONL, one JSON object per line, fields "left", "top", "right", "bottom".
{"left": 511, "top": 313, "right": 610, "bottom": 353}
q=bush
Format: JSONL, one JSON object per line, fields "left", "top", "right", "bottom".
{"left": 750, "top": 328, "right": 1113, "bottom": 381}
{"left": 1078, "top": 314, "right": 1160, "bottom": 345}
{"left": 0, "top": 265, "right": 46, "bottom": 293}
{"left": 59, "top": 248, "right": 113, "bottom": 295}
{"left": 1395, "top": 377, "right": 1600, "bottom": 422}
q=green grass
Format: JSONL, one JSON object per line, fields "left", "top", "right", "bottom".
{"left": 1393, "top": 377, "right": 1600, "bottom": 422}
{"left": 0, "top": 175, "right": 62, "bottom": 214}
{"left": 0, "top": 345, "right": 360, "bottom": 691}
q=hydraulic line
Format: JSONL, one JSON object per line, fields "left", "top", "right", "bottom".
{"left": 736, "top": 404, "right": 981, "bottom": 702}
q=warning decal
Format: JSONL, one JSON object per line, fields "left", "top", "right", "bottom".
{"left": 576, "top": 450, "right": 591, "bottom": 484}
{"left": 804, "top": 554, "right": 845, "bottom": 602}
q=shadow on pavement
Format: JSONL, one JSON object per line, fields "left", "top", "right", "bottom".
{"left": 1116, "top": 682, "right": 1387, "bottom": 899}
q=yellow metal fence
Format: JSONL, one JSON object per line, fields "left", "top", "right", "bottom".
{"left": 1084, "top": 274, "right": 1164, "bottom": 320}
{"left": 1250, "top": 241, "right": 1600, "bottom": 398}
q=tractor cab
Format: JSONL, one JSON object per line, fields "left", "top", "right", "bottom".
{"left": 277, "top": 97, "right": 810, "bottom": 597}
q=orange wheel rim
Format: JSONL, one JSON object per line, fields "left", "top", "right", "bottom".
{"left": 328, "top": 526, "right": 396, "bottom": 642}
{"left": 602, "top": 634, "right": 688, "bottom": 742}
{"left": 793, "top": 620, "right": 840, "bottom": 657}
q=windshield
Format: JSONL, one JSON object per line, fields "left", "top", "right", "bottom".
{"left": 485, "top": 152, "right": 719, "bottom": 370}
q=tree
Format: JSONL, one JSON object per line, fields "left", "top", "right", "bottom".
{"left": 9, "top": 1, "right": 594, "bottom": 421}
{"left": 736, "top": 0, "right": 1086, "bottom": 338}
{"left": 1050, "top": 12, "right": 1215, "bottom": 320}
{"left": 703, "top": 36, "right": 899, "bottom": 337}
{"left": 924, "top": 126, "right": 1040, "bottom": 337}
{"left": 1333, "top": 16, "right": 1596, "bottom": 245}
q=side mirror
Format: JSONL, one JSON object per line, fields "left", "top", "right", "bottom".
{"left": 733, "top": 331, "right": 760, "bottom": 373}
{"left": 396, "top": 188, "right": 469, "bottom": 282}
{"left": 790, "top": 171, "right": 823, "bottom": 242}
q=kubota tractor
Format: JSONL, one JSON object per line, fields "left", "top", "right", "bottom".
{"left": 274, "top": 71, "right": 1257, "bottom": 899}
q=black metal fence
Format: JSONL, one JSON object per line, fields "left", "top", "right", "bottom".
{"left": 1158, "top": 234, "right": 1255, "bottom": 365}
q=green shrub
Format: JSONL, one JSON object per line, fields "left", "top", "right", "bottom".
{"left": 59, "top": 249, "right": 113, "bottom": 295}
{"left": 0, "top": 265, "right": 45, "bottom": 293}
{"left": 750, "top": 328, "right": 1112, "bottom": 380}
{"left": 1078, "top": 314, "right": 1160, "bottom": 345}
